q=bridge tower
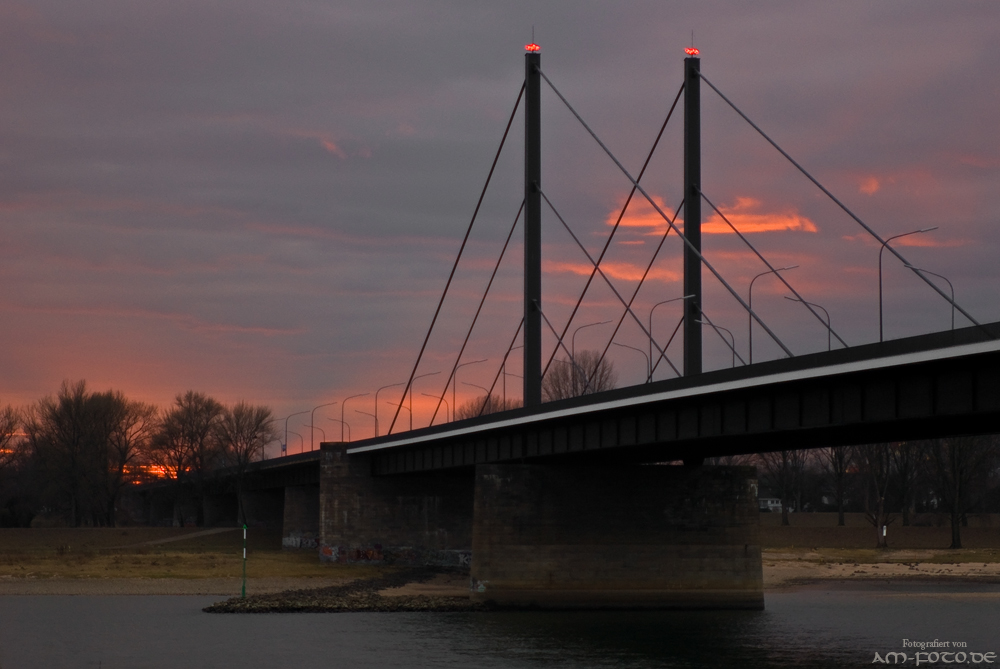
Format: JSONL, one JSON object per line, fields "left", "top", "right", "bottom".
{"left": 523, "top": 44, "right": 542, "bottom": 407}
{"left": 683, "top": 50, "right": 702, "bottom": 376}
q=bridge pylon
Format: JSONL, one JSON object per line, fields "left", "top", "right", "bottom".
{"left": 683, "top": 51, "right": 703, "bottom": 376}
{"left": 523, "top": 44, "right": 542, "bottom": 407}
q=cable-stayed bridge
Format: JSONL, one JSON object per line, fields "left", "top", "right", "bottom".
{"left": 182, "top": 46, "right": 1000, "bottom": 609}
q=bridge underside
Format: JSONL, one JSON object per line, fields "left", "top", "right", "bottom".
{"left": 354, "top": 324, "right": 1000, "bottom": 473}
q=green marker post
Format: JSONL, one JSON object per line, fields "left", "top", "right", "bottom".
{"left": 241, "top": 524, "right": 247, "bottom": 599}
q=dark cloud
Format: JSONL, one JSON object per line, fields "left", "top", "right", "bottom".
{"left": 1, "top": 0, "right": 998, "bottom": 444}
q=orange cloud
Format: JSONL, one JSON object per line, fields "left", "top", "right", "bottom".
{"left": 606, "top": 195, "right": 678, "bottom": 232}
{"left": 859, "top": 176, "right": 880, "bottom": 195}
{"left": 607, "top": 195, "right": 817, "bottom": 235}
{"left": 544, "top": 260, "right": 680, "bottom": 283}
{"left": 703, "top": 197, "right": 818, "bottom": 234}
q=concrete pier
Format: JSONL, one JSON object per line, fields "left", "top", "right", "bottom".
{"left": 470, "top": 464, "right": 762, "bottom": 609}
{"left": 318, "top": 443, "right": 473, "bottom": 566}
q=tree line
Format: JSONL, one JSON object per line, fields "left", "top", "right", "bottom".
{"left": 0, "top": 381, "right": 277, "bottom": 528}
{"left": 743, "top": 438, "right": 1000, "bottom": 548}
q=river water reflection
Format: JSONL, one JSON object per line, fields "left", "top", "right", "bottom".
{"left": 1, "top": 584, "right": 997, "bottom": 668}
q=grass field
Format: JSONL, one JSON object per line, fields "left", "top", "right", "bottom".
{"left": 0, "top": 528, "right": 380, "bottom": 581}
{"left": 760, "top": 512, "right": 1000, "bottom": 550}
{"left": 2, "top": 513, "right": 999, "bottom": 582}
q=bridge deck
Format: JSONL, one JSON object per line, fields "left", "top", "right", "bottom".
{"left": 346, "top": 323, "right": 1000, "bottom": 474}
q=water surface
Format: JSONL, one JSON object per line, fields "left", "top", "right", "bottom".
{"left": 1, "top": 584, "right": 997, "bottom": 668}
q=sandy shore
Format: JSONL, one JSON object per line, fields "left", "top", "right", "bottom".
{"left": 3, "top": 558, "right": 999, "bottom": 597}
{"left": 763, "top": 551, "right": 1000, "bottom": 589}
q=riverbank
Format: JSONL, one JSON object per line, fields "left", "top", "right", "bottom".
{"left": 2, "top": 526, "right": 999, "bottom": 604}
{"left": 4, "top": 549, "right": 1000, "bottom": 603}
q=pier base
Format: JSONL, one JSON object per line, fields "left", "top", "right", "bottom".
{"left": 470, "top": 464, "right": 762, "bottom": 609}
{"left": 318, "top": 443, "right": 474, "bottom": 566}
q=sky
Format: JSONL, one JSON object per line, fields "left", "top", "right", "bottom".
{"left": 2, "top": 1, "right": 999, "bottom": 450}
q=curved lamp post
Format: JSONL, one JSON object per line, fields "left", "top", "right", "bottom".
{"left": 339, "top": 394, "right": 368, "bottom": 442}
{"left": 453, "top": 360, "right": 487, "bottom": 421}
{"left": 461, "top": 381, "right": 491, "bottom": 416}
{"left": 309, "top": 402, "right": 337, "bottom": 451}
{"left": 327, "top": 417, "right": 350, "bottom": 442}
{"left": 612, "top": 341, "right": 650, "bottom": 382}
{"left": 374, "top": 382, "right": 406, "bottom": 437}
{"left": 409, "top": 371, "right": 440, "bottom": 431}
{"left": 571, "top": 321, "right": 611, "bottom": 395}
{"left": 749, "top": 266, "right": 798, "bottom": 364}
{"left": 649, "top": 295, "right": 694, "bottom": 378}
{"left": 904, "top": 264, "right": 954, "bottom": 331}
{"left": 284, "top": 410, "right": 308, "bottom": 457}
{"left": 879, "top": 227, "right": 937, "bottom": 342}
{"left": 354, "top": 409, "right": 377, "bottom": 438}
{"left": 784, "top": 296, "right": 832, "bottom": 351}
{"left": 422, "top": 393, "right": 449, "bottom": 422}
{"left": 305, "top": 424, "right": 326, "bottom": 443}
{"left": 695, "top": 320, "right": 737, "bottom": 368}
{"left": 286, "top": 429, "right": 304, "bottom": 455}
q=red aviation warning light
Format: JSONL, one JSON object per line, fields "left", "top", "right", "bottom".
{"left": 685, "top": 47, "right": 700, "bottom": 56}
{"left": 525, "top": 43, "right": 541, "bottom": 52}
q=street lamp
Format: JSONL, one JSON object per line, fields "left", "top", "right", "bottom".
{"left": 305, "top": 424, "right": 326, "bottom": 443}
{"left": 287, "top": 429, "right": 304, "bottom": 454}
{"left": 327, "top": 417, "right": 350, "bottom": 442}
{"left": 784, "top": 296, "right": 832, "bottom": 351}
{"left": 309, "top": 402, "right": 337, "bottom": 451}
{"left": 904, "top": 265, "right": 955, "bottom": 331}
{"left": 749, "top": 266, "right": 798, "bottom": 364}
{"left": 375, "top": 382, "right": 405, "bottom": 437}
{"left": 612, "top": 341, "right": 650, "bottom": 382}
{"left": 879, "top": 227, "right": 937, "bottom": 342}
{"left": 461, "top": 381, "right": 491, "bottom": 416}
{"left": 453, "top": 359, "right": 487, "bottom": 421}
{"left": 422, "top": 393, "right": 449, "bottom": 422}
{"left": 571, "top": 320, "right": 611, "bottom": 396}
{"left": 386, "top": 401, "right": 410, "bottom": 427}
{"left": 504, "top": 345, "right": 523, "bottom": 405}
{"left": 572, "top": 321, "right": 611, "bottom": 363}
{"left": 284, "top": 410, "right": 308, "bottom": 457}
{"left": 649, "top": 295, "right": 694, "bottom": 377}
{"left": 354, "top": 409, "right": 377, "bottom": 438}
{"left": 695, "top": 320, "right": 737, "bottom": 368}
{"left": 340, "top": 394, "right": 369, "bottom": 442}
{"left": 408, "top": 371, "right": 440, "bottom": 431}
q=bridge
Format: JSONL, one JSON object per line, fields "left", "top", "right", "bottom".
{"left": 171, "top": 46, "right": 999, "bottom": 609}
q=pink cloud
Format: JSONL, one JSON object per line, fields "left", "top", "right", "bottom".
{"left": 606, "top": 195, "right": 817, "bottom": 235}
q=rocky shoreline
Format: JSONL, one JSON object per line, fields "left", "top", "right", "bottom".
{"left": 203, "top": 567, "right": 487, "bottom": 613}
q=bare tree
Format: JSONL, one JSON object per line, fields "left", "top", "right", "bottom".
{"left": 707, "top": 454, "right": 756, "bottom": 466}
{"left": 214, "top": 402, "right": 278, "bottom": 525}
{"left": 98, "top": 393, "right": 157, "bottom": 526}
{"left": 151, "top": 391, "right": 224, "bottom": 526}
{"left": 890, "top": 442, "right": 922, "bottom": 526}
{"left": 924, "top": 436, "right": 999, "bottom": 549}
{"left": 856, "top": 443, "right": 895, "bottom": 548}
{"left": 454, "top": 395, "right": 523, "bottom": 421}
{"left": 756, "top": 449, "right": 805, "bottom": 526}
{"left": 542, "top": 350, "right": 618, "bottom": 402}
{"left": 24, "top": 381, "right": 106, "bottom": 526}
{"left": 0, "top": 405, "right": 20, "bottom": 478}
{"left": 819, "top": 446, "right": 853, "bottom": 526}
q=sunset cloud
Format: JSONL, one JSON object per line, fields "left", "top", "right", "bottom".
{"left": 607, "top": 196, "right": 817, "bottom": 236}
{"left": 0, "top": 1, "right": 997, "bottom": 441}
{"left": 860, "top": 176, "right": 881, "bottom": 195}
{"left": 544, "top": 260, "right": 680, "bottom": 284}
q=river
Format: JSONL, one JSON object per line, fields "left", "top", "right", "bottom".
{"left": 1, "top": 584, "right": 997, "bottom": 668}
